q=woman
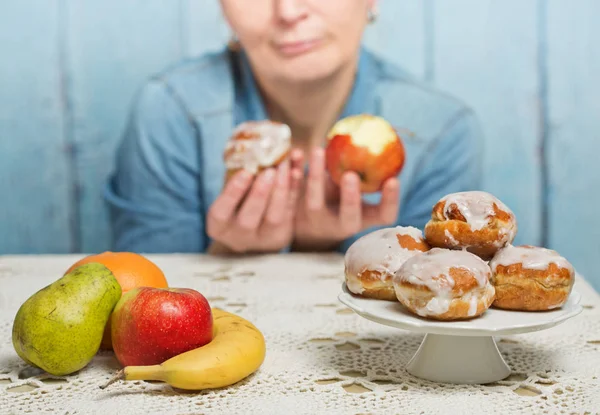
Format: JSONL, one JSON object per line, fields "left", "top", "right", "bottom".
{"left": 105, "top": 0, "right": 482, "bottom": 254}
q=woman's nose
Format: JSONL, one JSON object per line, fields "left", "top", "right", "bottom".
{"left": 275, "top": 0, "right": 309, "bottom": 26}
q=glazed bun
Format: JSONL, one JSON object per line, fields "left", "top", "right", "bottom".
{"left": 489, "top": 245, "right": 575, "bottom": 311}
{"left": 345, "top": 226, "right": 430, "bottom": 300}
{"left": 224, "top": 120, "right": 291, "bottom": 181}
{"left": 424, "top": 191, "right": 517, "bottom": 260}
{"left": 393, "top": 248, "right": 495, "bottom": 320}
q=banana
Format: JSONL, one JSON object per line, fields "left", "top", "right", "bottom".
{"left": 100, "top": 308, "right": 266, "bottom": 390}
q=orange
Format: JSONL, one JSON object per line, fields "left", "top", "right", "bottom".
{"left": 65, "top": 251, "right": 169, "bottom": 349}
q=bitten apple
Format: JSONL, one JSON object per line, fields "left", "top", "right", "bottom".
{"left": 111, "top": 287, "right": 213, "bottom": 367}
{"left": 325, "top": 114, "right": 405, "bottom": 193}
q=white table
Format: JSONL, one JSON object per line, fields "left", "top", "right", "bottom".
{"left": 1, "top": 254, "right": 599, "bottom": 414}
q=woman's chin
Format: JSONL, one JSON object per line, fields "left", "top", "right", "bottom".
{"left": 273, "top": 54, "right": 344, "bottom": 84}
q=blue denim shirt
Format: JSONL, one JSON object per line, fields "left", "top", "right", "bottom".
{"left": 105, "top": 47, "right": 483, "bottom": 253}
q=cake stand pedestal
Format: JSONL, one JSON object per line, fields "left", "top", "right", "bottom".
{"left": 338, "top": 284, "right": 582, "bottom": 384}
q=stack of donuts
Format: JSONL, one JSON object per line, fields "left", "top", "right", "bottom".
{"left": 345, "top": 191, "right": 576, "bottom": 321}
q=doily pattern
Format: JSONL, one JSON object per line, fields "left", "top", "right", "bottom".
{"left": 1, "top": 254, "right": 599, "bottom": 414}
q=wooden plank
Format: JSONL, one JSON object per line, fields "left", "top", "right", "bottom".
{"left": 66, "top": 0, "right": 184, "bottom": 253}
{"left": 363, "top": 1, "right": 427, "bottom": 79}
{"left": 432, "top": 0, "right": 542, "bottom": 246}
{"left": 546, "top": 0, "right": 600, "bottom": 287}
{"left": 186, "top": 0, "right": 230, "bottom": 57}
{"left": 0, "top": 1, "right": 73, "bottom": 254}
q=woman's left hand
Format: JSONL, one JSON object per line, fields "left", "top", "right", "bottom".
{"left": 292, "top": 148, "right": 401, "bottom": 252}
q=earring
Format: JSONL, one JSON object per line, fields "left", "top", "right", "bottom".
{"left": 368, "top": 6, "right": 379, "bottom": 23}
{"left": 227, "top": 34, "right": 241, "bottom": 52}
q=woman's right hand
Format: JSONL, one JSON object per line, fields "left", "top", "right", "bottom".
{"left": 206, "top": 152, "right": 303, "bottom": 254}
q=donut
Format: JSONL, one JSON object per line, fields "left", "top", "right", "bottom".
{"left": 223, "top": 120, "right": 292, "bottom": 181}
{"left": 344, "top": 226, "right": 430, "bottom": 301}
{"left": 424, "top": 191, "right": 517, "bottom": 260}
{"left": 393, "top": 248, "right": 495, "bottom": 320}
{"left": 489, "top": 245, "right": 575, "bottom": 311}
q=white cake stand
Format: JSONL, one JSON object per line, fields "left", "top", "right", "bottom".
{"left": 338, "top": 284, "right": 583, "bottom": 384}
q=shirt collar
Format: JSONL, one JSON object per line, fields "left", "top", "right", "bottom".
{"left": 340, "top": 47, "right": 380, "bottom": 118}
{"left": 238, "top": 50, "right": 269, "bottom": 122}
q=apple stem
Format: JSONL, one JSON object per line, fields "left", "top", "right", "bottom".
{"left": 99, "top": 369, "right": 125, "bottom": 390}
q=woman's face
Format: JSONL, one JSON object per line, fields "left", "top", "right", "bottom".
{"left": 220, "top": 0, "right": 374, "bottom": 83}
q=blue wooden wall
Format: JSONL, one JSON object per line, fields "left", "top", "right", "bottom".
{"left": 1, "top": 1, "right": 598, "bottom": 288}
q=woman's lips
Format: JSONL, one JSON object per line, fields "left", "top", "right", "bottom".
{"left": 275, "top": 38, "right": 322, "bottom": 57}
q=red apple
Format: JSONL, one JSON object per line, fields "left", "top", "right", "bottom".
{"left": 325, "top": 114, "right": 406, "bottom": 193}
{"left": 111, "top": 287, "right": 213, "bottom": 367}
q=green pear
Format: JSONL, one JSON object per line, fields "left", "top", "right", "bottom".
{"left": 12, "top": 263, "right": 122, "bottom": 376}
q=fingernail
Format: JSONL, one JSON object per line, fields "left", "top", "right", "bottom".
{"left": 237, "top": 170, "right": 252, "bottom": 182}
{"left": 387, "top": 179, "right": 400, "bottom": 193}
{"left": 344, "top": 173, "right": 357, "bottom": 187}
{"left": 292, "top": 169, "right": 303, "bottom": 180}
{"left": 312, "top": 147, "right": 322, "bottom": 160}
{"left": 263, "top": 169, "right": 276, "bottom": 183}
{"left": 278, "top": 164, "right": 289, "bottom": 184}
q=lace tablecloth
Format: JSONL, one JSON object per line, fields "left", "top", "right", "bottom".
{"left": 1, "top": 254, "right": 599, "bottom": 415}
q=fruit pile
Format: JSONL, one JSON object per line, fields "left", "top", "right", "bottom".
{"left": 11, "top": 252, "right": 266, "bottom": 391}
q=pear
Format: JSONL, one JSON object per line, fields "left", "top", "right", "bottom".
{"left": 12, "top": 263, "right": 122, "bottom": 376}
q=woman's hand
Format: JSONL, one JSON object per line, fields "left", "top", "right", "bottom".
{"left": 292, "top": 148, "right": 400, "bottom": 252}
{"left": 206, "top": 152, "right": 303, "bottom": 254}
